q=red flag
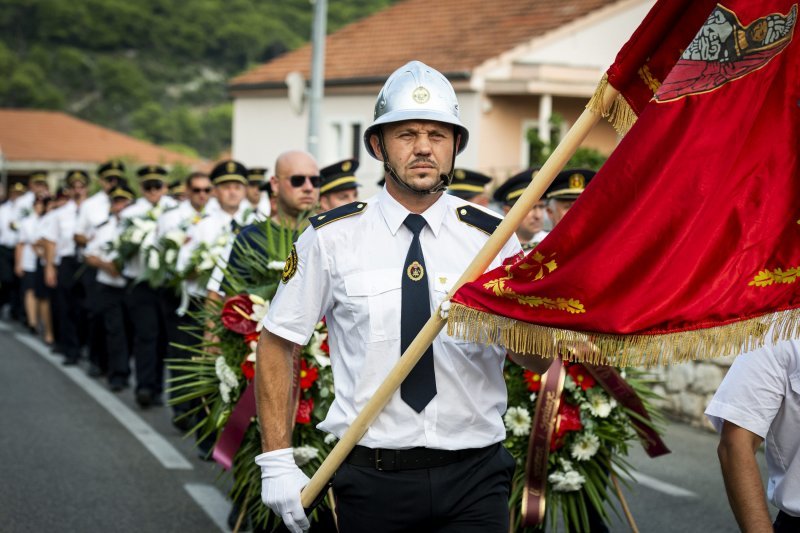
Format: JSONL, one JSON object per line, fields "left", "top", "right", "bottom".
{"left": 449, "top": 0, "right": 800, "bottom": 365}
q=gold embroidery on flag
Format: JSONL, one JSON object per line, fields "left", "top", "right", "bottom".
{"left": 482, "top": 263, "right": 584, "bottom": 314}
{"left": 749, "top": 267, "right": 800, "bottom": 287}
{"left": 638, "top": 65, "right": 661, "bottom": 93}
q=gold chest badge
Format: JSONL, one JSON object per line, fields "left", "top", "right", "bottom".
{"left": 407, "top": 260, "right": 425, "bottom": 281}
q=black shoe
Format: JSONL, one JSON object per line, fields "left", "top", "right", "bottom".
{"left": 109, "top": 380, "right": 128, "bottom": 392}
{"left": 87, "top": 364, "right": 103, "bottom": 378}
{"left": 136, "top": 388, "right": 155, "bottom": 408}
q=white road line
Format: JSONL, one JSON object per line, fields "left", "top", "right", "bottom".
{"left": 15, "top": 333, "right": 193, "bottom": 471}
{"left": 184, "top": 483, "right": 229, "bottom": 532}
{"left": 631, "top": 471, "right": 699, "bottom": 498}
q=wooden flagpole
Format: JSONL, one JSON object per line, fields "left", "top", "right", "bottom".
{"left": 300, "top": 85, "right": 621, "bottom": 507}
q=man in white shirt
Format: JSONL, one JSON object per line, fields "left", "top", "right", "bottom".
{"left": 448, "top": 168, "right": 492, "bottom": 207}
{"left": 255, "top": 61, "right": 522, "bottom": 533}
{"left": 119, "top": 165, "right": 177, "bottom": 408}
{"left": 493, "top": 168, "right": 549, "bottom": 251}
{"left": 706, "top": 337, "right": 800, "bottom": 532}
{"left": 84, "top": 184, "right": 135, "bottom": 391}
{"left": 318, "top": 159, "right": 360, "bottom": 212}
{"left": 0, "top": 182, "right": 26, "bottom": 320}
{"left": 244, "top": 167, "right": 271, "bottom": 220}
{"left": 42, "top": 170, "right": 90, "bottom": 365}
{"left": 544, "top": 169, "right": 596, "bottom": 227}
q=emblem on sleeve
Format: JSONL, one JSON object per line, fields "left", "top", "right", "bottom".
{"left": 282, "top": 245, "right": 298, "bottom": 283}
{"left": 407, "top": 260, "right": 425, "bottom": 281}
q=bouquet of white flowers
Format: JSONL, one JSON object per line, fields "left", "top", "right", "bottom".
{"left": 111, "top": 206, "right": 162, "bottom": 271}
{"left": 140, "top": 228, "right": 188, "bottom": 289}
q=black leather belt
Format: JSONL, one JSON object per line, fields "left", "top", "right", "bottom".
{"left": 345, "top": 443, "right": 494, "bottom": 471}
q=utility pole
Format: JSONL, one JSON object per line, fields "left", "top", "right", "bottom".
{"left": 307, "top": 0, "right": 327, "bottom": 159}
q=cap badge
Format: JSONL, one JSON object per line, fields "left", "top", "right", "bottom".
{"left": 226, "top": 161, "right": 236, "bottom": 173}
{"left": 569, "top": 173, "right": 585, "bottom": 189}
{"left": 412, "top": 86, "right": 430, "bottom": 104}
{"left": 342, "top": 161, "right": 352, "bottom": 172}
{"left": 454, "top": 169, "right": 466, "bottom": 179}
{"left": 407, "top": 260, "right": 425, "bottom": 282}
{"left": 149, "top": 165, "right": 157, "bottom": 173}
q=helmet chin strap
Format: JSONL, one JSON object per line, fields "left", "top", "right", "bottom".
{"left": 377, "top": 131, "right": 456, "bottom": 195}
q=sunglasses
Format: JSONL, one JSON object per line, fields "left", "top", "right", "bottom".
{"left": 191, "top": 187, "right": 212, "bottom": 194}
{"left": 286, "top": 175, "right": 321, "bottom": 188}
{"left": 142, "top": 181, "right": 164, "bottom": 192}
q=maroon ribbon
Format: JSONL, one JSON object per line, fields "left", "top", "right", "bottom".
{"left": 522, "top": 358, "right": 566, "bottom": 527}
{"left": 583, "top": 364, "right": 670, "bottom": 458}
{"left": 213, "top": 383, "right": 257, "bottom": 470}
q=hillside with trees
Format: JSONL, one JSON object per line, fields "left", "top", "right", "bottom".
{"left": 0, "top": 0, "right": 393, "bottom": 158}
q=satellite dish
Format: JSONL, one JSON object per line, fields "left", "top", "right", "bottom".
{"left": 286, "top": 71, "right": 306, "bottom": 115}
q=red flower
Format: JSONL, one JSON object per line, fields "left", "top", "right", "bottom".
{"left": 567, "top": 364, "right": 596, "bottom": 390}
{"left": 523, "top": 370, "right": 542, "bottom": 392}
{"left": 244, "top": 331, "right": 260, "bottom": 344}
{"left": 240, "top": 360, "right": 255, "bottom": 381}
{"left": 300, "top": 359, "right": 319, "bottom": 390}
{"left": 550, "top": 401, "right": 583, "bottom": 451}
{"left": 319, "top": 334, "right": 329, "bottom": 355}
{"left": 220, "top": 295, "right": 257, "bottom": 335}
{"left": 296, "top": 397, "right": 313, "bottom": 424}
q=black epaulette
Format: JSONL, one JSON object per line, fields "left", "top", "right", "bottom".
{"left": 95, "top": 218, "right": 111, "bottom": 229}
{"left": 455, "top": 205, "right": 502, "bottom": 235}
{"left": 309, "top": 201, "right": 367, "bottom": 229}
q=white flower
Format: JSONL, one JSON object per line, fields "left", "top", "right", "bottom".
{"left": 147, "top": 248, "right": 160, "bottom": 270}
{"left": 246, "top": 341, "right": 257, "bottom": 362}
{"left": 570, "top": 433, "right": 600, "bottom": 461}
{"left": 588, "top": 391, "right": 616, "bottom": 418}
{"left": 549, "top": 470, "right": 586, "bottom": 492}
{"left": 267, "top": 260, "right": 286, "bottom": 270}
{"left": 563, "top": 377, "right": 577, "bottom": 392}
{"left": 164, "top": 248, "right": 177, "bottom": 266}
{"left": 558, "top": 458, "right": 574, "bottom": 472}
{"left": 293, "top": 445, "right": 319, "bottom": 466}
{"left": 129, "top": 228, "right": 145, "bottom": 245}
{"left": 249, "top": 295, "right": 269, "bottom": 330}
{"left": 165, "top": 229, "right": 187, "bottom": 246}
{"left": 307, "top": 331, "right": 331, "bottom": 367}
{"left": 529, "top": 392, "right": 537, "bottom": 403}
{"left": 215, "top": 356, "right": 239, "bottom": 403}
{"left": 504, "top": 406, "right": 532, "bottom": 437}
{"left": 324, "top": 433, "right": 338, "bottom": 445}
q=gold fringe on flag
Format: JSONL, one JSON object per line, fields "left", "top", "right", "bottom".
{"left": 586, "top": 74, "right": 638, "bottom": 135}
{"left": 446, "top": 303, "right": 800, "bottom": 367}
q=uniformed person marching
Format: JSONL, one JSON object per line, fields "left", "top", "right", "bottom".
{"left": 42, "top": 170, "right": 90, "bottom": 365}
{"left": 318, "top": 159, "right": 360, "bottom": 212}
{"left": 254, "top": 61, "right": 522, "bottom": 533}
{"left": 119, "top": 165, "right": 177, "bottom": 407}
{"left": 84, "top": 184, "right": 136, "bottom": 391}
{"left": 493, "top": 168, "right": 550, "bottom": 251}
{"left": 545, "top": 168, "right": 596, "bottom": 226}
{"left": 447, "top": 168, "right": 492, "bottom": 207}
{"left": 245, "top": 167, "right": 272, "bottom": 220}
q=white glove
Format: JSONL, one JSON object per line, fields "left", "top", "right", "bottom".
{"left": 255, "top": 448, "right": 311, "bottom": 533}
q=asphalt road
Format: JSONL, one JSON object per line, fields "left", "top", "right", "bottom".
{"left": 0, "top": 320, "right": 772, "bottom": 532}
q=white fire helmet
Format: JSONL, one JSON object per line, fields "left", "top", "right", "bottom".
{"left": 363, "top": 60, "right": 469, "bottom": 159}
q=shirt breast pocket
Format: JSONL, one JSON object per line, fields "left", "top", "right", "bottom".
{"left": 344, "top": 269, "right": 402, "bottom": 343}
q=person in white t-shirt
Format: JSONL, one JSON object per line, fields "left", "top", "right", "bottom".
{"left": 706, "top": 336, "right": 800, "bottom": 532}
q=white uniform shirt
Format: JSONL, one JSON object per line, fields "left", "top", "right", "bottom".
{"left": 75, "top": 191, "right": 110, "bottom": 242}
{"left": 45, "top": 200, "right": 81, "bottom": 264}
{"left": 36, "top": 209, "right": 59, "bottom": 255}
{"left": 251, "top": 193, "right": 271, "bottom": 220}
{"left": 157, "top": 200, "right": 208, "bottom": 238}
{"left": 264, "top": 188, "right": 522, "bottom": 450}
{"left": 17, "top": 215, "right": 40, "bottom": 272}
{"left": 706, "top": 338, "right": 800, "bottom": 516}
{"left": 178, "top": 203, "right": 254, "bottom": 297}
{"left": 85, "top": 217, "right": 126, "bottom": 288}
{"left": 118, "top": 196, "right": 177, "bottom": 279}
{"left": 0, "top": 201, "right": 14, "bottom": 247}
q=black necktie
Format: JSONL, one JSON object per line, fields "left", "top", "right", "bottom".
{"left": 400, "top": 213, "right": 436, "bottom": 412}
{"left": 230, "top": 219, "right": 241, "bottom": 235}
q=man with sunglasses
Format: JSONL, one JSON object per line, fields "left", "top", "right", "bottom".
{"left": 119, "top": 165, "right": 177, "bottom": 408}
{"left": 254, "top": 61, "right": 522, "bottom": 533}
{"left": 156, "top": 170, "right": 215, "bottom": 426}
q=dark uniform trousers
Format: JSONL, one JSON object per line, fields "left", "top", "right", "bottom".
{"left": 55, "top": 256, "right": 84, "bottom": 361}
{"left": 124, "top": 281, "right": 166, "bottom": 395}
{"left": 95, "top": 283, "right": 131, "bottom": 386}
{"left": 81, "top": 266, "right": 108, "bottom": 372}
{"left": 160, "top": 288, "right": 196, "bottom": 415}
{"left": 333, "top": 442, "right": 515, "bottom": 533}
{"left": 0, "top": 245, "right": 22, "bottom": 320}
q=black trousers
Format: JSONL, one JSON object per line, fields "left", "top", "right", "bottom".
{"left": 333, "top": 443, "right": 514, "bottom": 533}
{"left": 82, "top": 267, "right": 108, "bottom": 372}
{"left": 56, "top": 257, "right": 83, "bottom": 361}
{"left": 0, "top": 245, "right": 22, "bottom": 319}
{"left": 775, "top": 510, "right": 800, "bottom": 532}
{"left": 96, "top": 283, "right": 131, "bottom": 385}
{"left": 163, "top": 296, "right": 202, "bottom": 416}
{"left": 124, "top": 281, "right": 166, "bottom": 394}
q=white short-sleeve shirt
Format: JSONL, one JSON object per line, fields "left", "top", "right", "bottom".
{"left": 85, "top": 217, "right": 126, "bottom": 288}
{"left": 264, "top": 187, "right": 522, "bottom": 450}
{"left": 17, "top": 215, "right": 40, "bottom": 272}
{"left": 75, "top": 191, "right": 110, "bottom": 241}
{"left": 706, "top": 338, "right": 800, "bottom": 516}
